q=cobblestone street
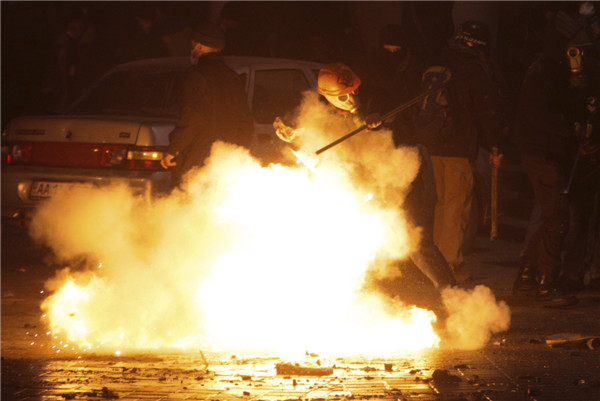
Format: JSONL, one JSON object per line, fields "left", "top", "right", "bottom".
{"left": 2, "top": 224, "right": 600, "bottom": 401}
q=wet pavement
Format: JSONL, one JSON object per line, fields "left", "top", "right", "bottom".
{"left": 2, "top": 222, "right": 600, "bottom": 401}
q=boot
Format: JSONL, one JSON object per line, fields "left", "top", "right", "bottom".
{"left": 512, "top": 262, "right": 538, "bottom": 295}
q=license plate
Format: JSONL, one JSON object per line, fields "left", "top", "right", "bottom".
{"left": 29, "top": 181, "right": 82, "bottom": 199}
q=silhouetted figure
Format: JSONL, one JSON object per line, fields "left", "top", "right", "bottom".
{"left": 412, "top": 21, "right": 509, "bottom": 276}
{"left": 115, "top": 5, "right": 170, "bottom": 63}
{"left": 160, "top": 23, "right": 254, "bottom": 189}
{"left": 43, "top": 12, "right": 95, "bottom": 111}
{"left": 510, "top": 3, "right": 600, "bottom": 307}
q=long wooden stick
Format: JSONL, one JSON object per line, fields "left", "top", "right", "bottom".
{"left": 490, "top": 146, "right": 499, "bottom": 240}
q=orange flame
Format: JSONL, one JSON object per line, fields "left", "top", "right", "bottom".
{"left": 34, "top": 100, "right": 438, "bottom": 356}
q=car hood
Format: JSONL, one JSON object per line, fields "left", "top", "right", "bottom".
{"left": 3, "top": 115, "right": 176, "bottom": 147}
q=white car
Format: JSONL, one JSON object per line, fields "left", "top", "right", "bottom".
{"left": 1, "top": 56, "right": 323, "bottom": 222}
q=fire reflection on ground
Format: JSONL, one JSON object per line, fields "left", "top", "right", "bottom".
{"left": 5, "top": 351, "right": 462, "bottom": 401}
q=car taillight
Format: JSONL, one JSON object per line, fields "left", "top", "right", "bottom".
{"left": 2, "top": 142, "right": 32, "bottom": 165}
{"left": 2, "top": 141, "right": 165, "bottom": 170}
{"left": 126, "top": 147, "right": 165, "bottom": 170}
{"left": 100, "top": 145, "right": 165, "bottom": 170}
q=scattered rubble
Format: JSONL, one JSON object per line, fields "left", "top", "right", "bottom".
{"left": 546, "top": 333, "right": 600, "bottom": 350}
{"left": 431, "top": 369, "right": 462, "bottom": 384}
{"left": 275, "top": 362, "right": 334, "bottom": 376}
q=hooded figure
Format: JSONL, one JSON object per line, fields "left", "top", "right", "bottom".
{"left": 161, "top": 22, "right": 254, "bottom": 188}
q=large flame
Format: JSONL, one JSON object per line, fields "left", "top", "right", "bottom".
{"left": 31, "top": 93, "right": 509, "bottom": 357}
{"left": 35, "top": 140, "right": 437, "bottom": 356}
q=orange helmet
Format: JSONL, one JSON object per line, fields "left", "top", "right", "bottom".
{"left": 317, "top": 63, "right": 361, "bottom": 96}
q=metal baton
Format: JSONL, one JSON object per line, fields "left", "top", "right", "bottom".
{"left": 314, "top": 86, "right": 444, "bottom": 155}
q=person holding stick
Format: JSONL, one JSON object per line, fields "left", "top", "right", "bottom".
{"left": 276, "top": 62, "right": 457, "bottom": 296}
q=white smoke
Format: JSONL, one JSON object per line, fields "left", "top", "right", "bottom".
{"left": 28, "top": 92, "right": 509, "bottom": 354}
{"left": 441, "top": 285, "right": 511, "bottom": 350}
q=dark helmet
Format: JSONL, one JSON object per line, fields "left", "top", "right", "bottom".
{"left": 455, "top": 20, "right": 491, "bottom": 49}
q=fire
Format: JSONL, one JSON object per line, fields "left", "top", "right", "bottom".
{"left": 32, "top": 93, "right": 447, "bottom": 356}
{"left": 34, "top": 142, "right": 439, "bottom": 356}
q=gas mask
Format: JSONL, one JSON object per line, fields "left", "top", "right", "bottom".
{"left": 566, "top": 40, "right": 600, "bottom": 87}
{"left": 564, "top": 2, "right": 600, "bottom": 87}
{"left": 567, "top": 45, "right": 586, "bottom": 86}
{"left": 324, "top": 92, "right": 360, "bottom": 114}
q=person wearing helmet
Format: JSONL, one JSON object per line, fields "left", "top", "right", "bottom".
{"left": 315, "top": 62, "right": 458, "bottom": 295}
{"left": 410, "top": 20, "right": 510, "bottom": 282}
{"left": 454, "top": 20, "right": 491, "bottom": 50}
{"left": 316, "top": 62, "right": 384, "bottom": 126}
{"left": 273, "top": 62, "right": 385, "bottom": 147}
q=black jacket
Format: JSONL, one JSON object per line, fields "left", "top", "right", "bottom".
{"left": 514, "top": 56, "right": 578, "bottom": 164}
{"left": 414, "top": 44, "right": 510, "bottom": 161}
{"left": 168, "top": 53, "right": 254, "bottom": 185}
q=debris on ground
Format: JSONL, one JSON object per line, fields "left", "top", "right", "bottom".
{"left": 431, "top": 369, "right": 462, "bottom": 384}
{"left": 545, "top": 333, "right": 600, "bottom": 350}
{"left": 275, "top": 362, "right": 334, "bottom": 376}
{"left": 101, "top": 387, "right": 119, "bottom": 399}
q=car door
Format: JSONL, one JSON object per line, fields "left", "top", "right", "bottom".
{"left": 248, "top": 66, "right": 317, "bottom": 162}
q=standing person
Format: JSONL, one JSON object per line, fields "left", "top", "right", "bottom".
{"left": 115, "top": 4, "right": 170, "bottom": 63}
{"left": 412, "top": 21, "right": 509, "bottom": 276}
{"left": 560, "top": 1, "right": 600, "bottom": 293}
{"left": 161, "top": 23, "right": 254, "bottom": 188}
{"left": 513, "top": 2, "right": 600, "bottom": 305}
{"left": 43, "top": 12, "right": 96, "bottom": 112}
{"left": 362, "top": 24, "right": 429, "bottom": 150}
{"left": 363, "top": 24, "right": 427, "bottom": 107}
{"left": 275, "top": 63, "right": 457, "bottom": 293}
{"left": 511, "top": 53, "right": 576, "bottom": 307}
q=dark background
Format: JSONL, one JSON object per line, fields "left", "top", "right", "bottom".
{"left": 0, "top": 1, "right": 565, "bottom": 131}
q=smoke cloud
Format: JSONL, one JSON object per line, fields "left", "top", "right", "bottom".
{"left": 28, "top": 91, "right": 508, "bottom": 354}
{"left": 441, "top": 285, "right": 511, "bottom": 350}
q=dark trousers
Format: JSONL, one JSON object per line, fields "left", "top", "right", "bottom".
{"left": 520, "top": 153, "right": 570, "bottom": 285}
{"left": 563, "top": 163, "right": 600, "bottom": 281}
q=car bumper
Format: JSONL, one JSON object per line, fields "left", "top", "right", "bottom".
{"left": 1, "top": 165, "right": 172, "bottom": 221}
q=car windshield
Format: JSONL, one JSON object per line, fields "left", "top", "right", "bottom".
{"left": 69, "top": 69, "right": 183, "bottom": 118}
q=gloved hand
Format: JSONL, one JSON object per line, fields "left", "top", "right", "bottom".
{"left": 364, "top": 113, "right": 383, "bottom": 129}
{"left": 273, "top": 116, "right": 296, "bottom": 143}
{"left": 161, "top": 153, "right": 177, "bottom": 169}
